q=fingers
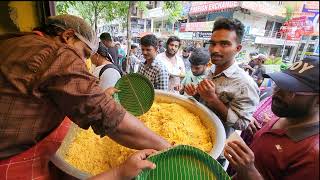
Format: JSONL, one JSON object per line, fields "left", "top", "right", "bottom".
{"left": 247, "top": 124, "right": 254, "bottom": 135}
{"left": 135, "top": 149, "right": 157, "bottom": 160}
{"left": 137, "top": 160, "right": 156, "bottom": 170}
{"left": 198, "top": 79, "right": 214, "bottom": 93}
{"left": 253, "top": 119, "right": 261, "bottom": 129}
{"left": 263, "top": 113, "right": 271, "bottom": 124}
{"left": 224, "top": 149, "right": 237, "bottom": 166}
{"left": 224, "top": 143, "right": 242, "bottom": 165}
{"left": 231, "top": 141, "right": 253, "bottom": 156}
{"left": 185, "top": 84, "right": 197, "bottom": 95}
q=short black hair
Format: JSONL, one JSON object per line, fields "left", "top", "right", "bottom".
{"left": 131, "top": 44, "right": 138, "bottom": 49}
{"left": 249, "top": 52, "right": 258, "bottom": 56}
{"left": 212, "top": 17, "right": 244, "bottom": 44}
{"left": 183, "top": 47, "right": 190, "bottom": 53}
{"left": 166, "top": 36, "right": 181, "bottom": 47}
{"left": 189, "top": 48, "right": 210, "bottom": 65}
{"left": 140, "top": 34, "right": 158, "bottom": 49}
{"left": 100, "top": 32, "right": 112, "bottom": 41}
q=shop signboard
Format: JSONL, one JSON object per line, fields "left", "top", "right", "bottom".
{"left": 192, "top": 32, "right": 212, "bottom": 40}
{"left": 178, "top": 32, "right": 193, "bottom": 40}
{"left": 189, "top": 1, "right": 239, "bottom": 15}
{"left": 301, "top": 1, "right": 319, "bottom": 35}
{"left": 241, "top": 1, "right": 285, "bottom": 17}
{"left": 280, "top": 16, "right": 313, "bottom": 40}
{"left": 184, "top": 21, "right": 215, "bottom": 32}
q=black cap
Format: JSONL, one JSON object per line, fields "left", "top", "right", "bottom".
{"left": 263, "top": 56, "right": 319, "bottom": 93}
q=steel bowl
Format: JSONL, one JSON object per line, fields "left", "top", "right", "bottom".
{"left": 51, "top": 90, "right": 226, "bottom": 179}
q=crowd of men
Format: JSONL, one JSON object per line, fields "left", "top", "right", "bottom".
{"left": 0, "top": 14, "right": 318, "bottom": 180}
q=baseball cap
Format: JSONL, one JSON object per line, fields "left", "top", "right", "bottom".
{"left": 252, "top": 54, "right": 267, "bottom": 60}
{"left": 263, "top": 56, "right": 319, "bottom": 93}
{"left": 47, "top": 15, "right": 99, "bottom": 53}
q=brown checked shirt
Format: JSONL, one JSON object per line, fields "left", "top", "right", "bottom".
{"left": 0, "top": 34, "right": 126, "bottom": 159}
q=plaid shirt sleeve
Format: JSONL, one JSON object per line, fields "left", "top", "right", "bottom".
{"left": 42, "top": 49, "right": 126, "bottom": 136}
{"left": 155, "top": 66, "right": 169, "bottom": 90}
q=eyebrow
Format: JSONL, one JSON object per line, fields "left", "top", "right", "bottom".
{"left": 208, "top": 40, "right": 231, "bottom": 43}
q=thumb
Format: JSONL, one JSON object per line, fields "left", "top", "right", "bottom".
{"left": 138, "top": 160, "right": 156, "bottom": 170}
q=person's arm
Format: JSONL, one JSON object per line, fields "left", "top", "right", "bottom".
{"left": 197, "top": 79, "right": 228, "bottom": 121}
{"left": 197, "top": 79, "right": 259, "bottom": 130}
{"left": 89, "top": 149, "right": 157, "bottom": 180}
{"left": 44, "top": 50, "right": 170, "bottom": 151}
{"left": 224, "top": 141, "right": 264, "bottom": 180}
{"left": 107, "top": 112, "right": 171, "bottom": 150}
{"left": 156, "top": 67, "right": 169, "bottom": 91}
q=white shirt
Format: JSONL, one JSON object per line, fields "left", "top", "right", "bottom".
{"left": 156, "top": 52, "right": 186, "bottom": 92}
{"left": 92, "top": 64, "right": 121, "bottom": 90}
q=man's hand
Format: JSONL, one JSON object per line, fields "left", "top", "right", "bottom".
{"left": 89, "top": 149, "right": 157, "bottom": 180}
{"left": 197, "top": 79, "right": 218, "bottom": 103}
{"left": 224, "top": 141, "right": 263, "bottom": 180}
{"left": 117, "top": 149, "right": 157, "bottom": 179}
{"left": 105, "top": 87, "right": 119, "bottom": 96}
{"left": 184, "top": 84, "right": 197, "bottom": 96}
{"left": 246, "top": 117, "right": 261, "bottom": 136}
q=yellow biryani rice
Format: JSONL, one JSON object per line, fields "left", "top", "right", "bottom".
{"left": 64, "top": 102, "right": 214, "bottom": 175}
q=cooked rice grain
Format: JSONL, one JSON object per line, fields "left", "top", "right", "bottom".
{"left": 65, "top": 102, "right": 214, "bottom": 175}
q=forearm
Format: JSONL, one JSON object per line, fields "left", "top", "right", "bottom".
{"left": 206, "top": 98, "right": 228, "bottom": 123}
{"left": 107, "top": 112, "right": 171, "bottom": 151}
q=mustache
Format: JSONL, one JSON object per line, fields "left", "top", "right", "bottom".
{"left": 211, "top": 53, "right": 223, "bottom": 58}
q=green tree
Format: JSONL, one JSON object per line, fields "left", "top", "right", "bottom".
{"left": 56, "top": 1, "right": 129, "bottom": 32}
{"left": 56, "top": 1, "right": 183, "bottom": 72}
{"left": 163, "top": 2, "right": 183, "bottom": 24}
{"left": 284, "top": 5, "right": 294, "bottom": 22}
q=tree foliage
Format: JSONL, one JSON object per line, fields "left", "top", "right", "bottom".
{"left": 163, "top": 1, "right": 183, "bottom": 24}
{"left": 284, "top": 5, "right": 294, "bottom": 22}
{"left": 56, "top": 1, "right": 130, "bottom": 32}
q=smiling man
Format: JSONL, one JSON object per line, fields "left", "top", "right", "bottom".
{"left": 184, "top": 18, "right": 260, "bottom": 166}
{"left": 185, "top": 18, "right": 259, "bottom": 137}
{"left": 156, "top": 36, "right": 185, "bottom": 93}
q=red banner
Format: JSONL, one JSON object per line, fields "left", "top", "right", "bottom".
{"left": 280, "top": 16, "right": 314, "bottom": 40}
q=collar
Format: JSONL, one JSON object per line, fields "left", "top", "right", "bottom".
{"left": 144, "top": 58, "right": 158, "bottom": 67}
{"left": 100, "top": 41, "right": 108, "bottom": 49}
{"left": 286, "top": 121, "right": 319, "bottom": 142}
{"left": 213, "top": 62, "right": 239, "bottom": 78}
{"left": 33, "top": 30, "right": 44, "bottom": 37}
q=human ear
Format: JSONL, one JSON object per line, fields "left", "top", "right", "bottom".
{"left": 60, "top": 29, "right": 76, "bottom": 43}
{"left": 236, "top": 44, "right": 242, "bottom": 52}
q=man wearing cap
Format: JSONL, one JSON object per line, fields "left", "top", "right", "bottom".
{"left": 250, "top": 54, "right": 267, "bottom": 87}
{"left": 225, "top": 56, "right": 319, "bottom": 180}
{"left": 0, "top": 14, "right": 170, "bottom": 179}
{"left": 244, "top": 51, "right": 258, "bottom": 75}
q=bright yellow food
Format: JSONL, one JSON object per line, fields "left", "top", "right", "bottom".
{"left": 64, "top": 102, "right": 214, "bottom": 175}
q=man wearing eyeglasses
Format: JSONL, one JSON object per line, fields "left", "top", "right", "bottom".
{"left": 225, "top": 56, "right": 319, "bottom": 180}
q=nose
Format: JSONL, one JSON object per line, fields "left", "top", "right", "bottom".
{"left": 209, "top": 44, "right": 221, "bottom": 54}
